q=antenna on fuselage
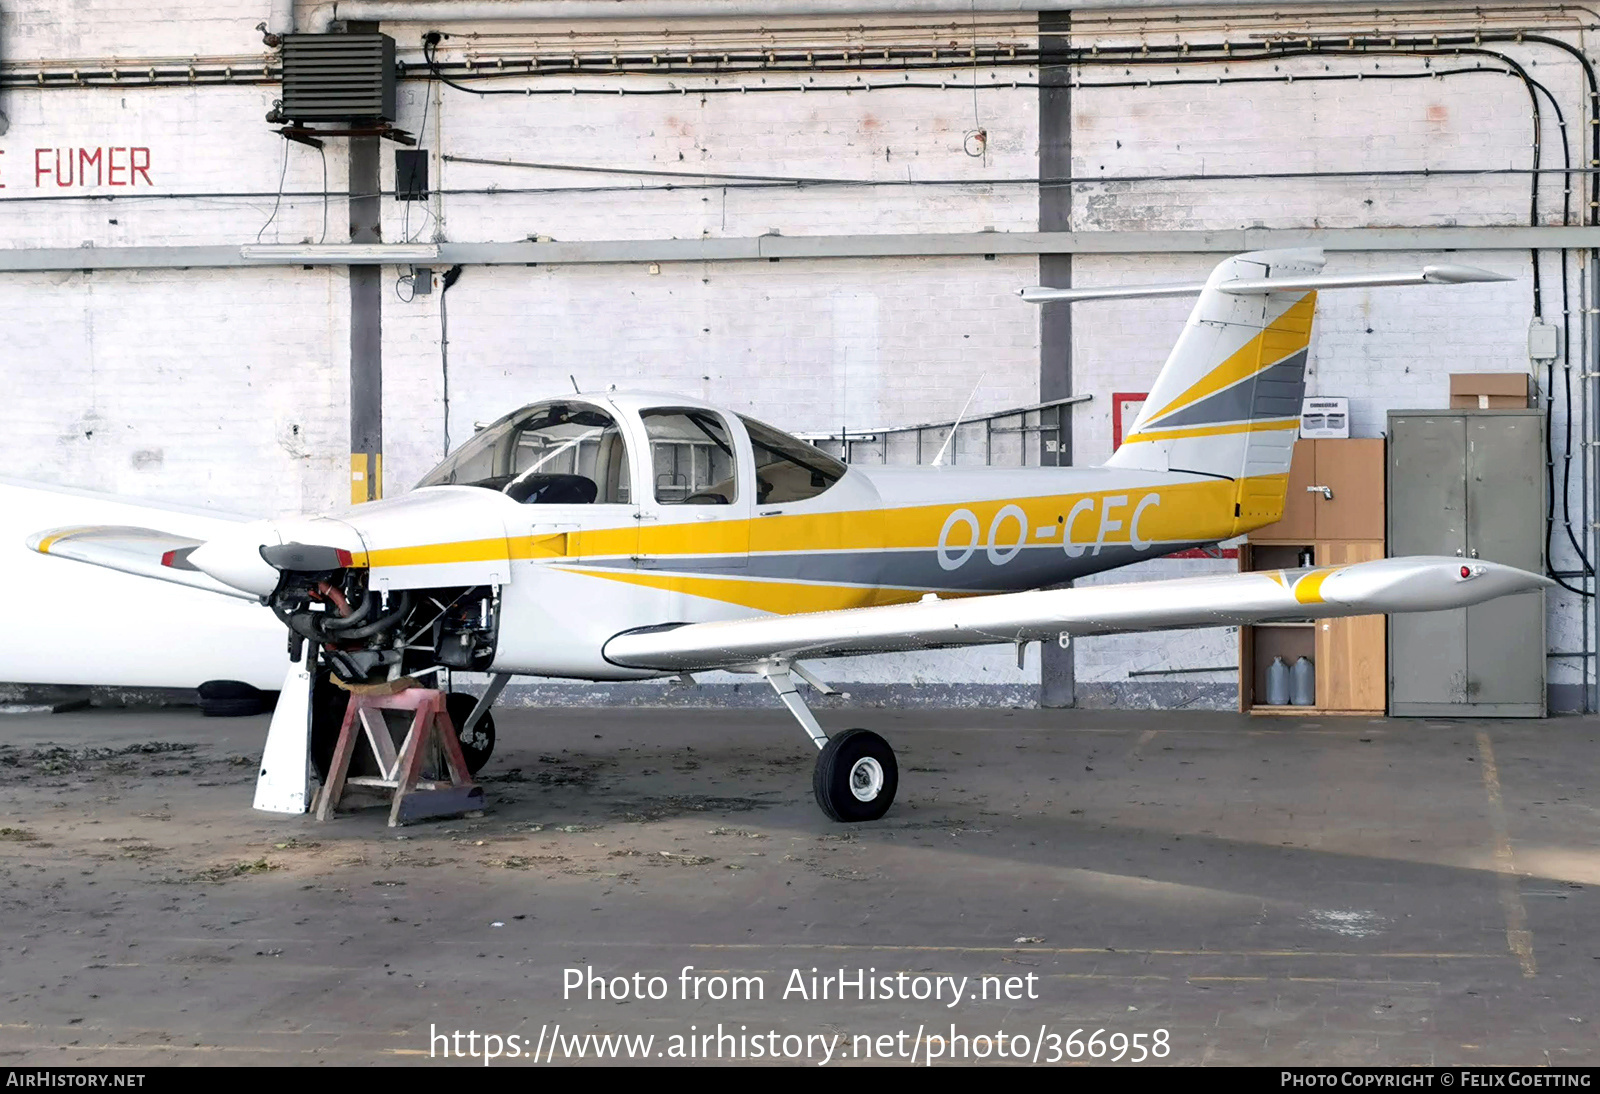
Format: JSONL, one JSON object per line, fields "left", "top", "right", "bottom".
{"left": 569, "top": 374, "right": 581, "bottom": 394}
{"left": 931, "top": 372, "right": 985, "bottom": 467}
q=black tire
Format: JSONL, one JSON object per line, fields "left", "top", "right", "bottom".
{"left": 812, "top": 728, "right": 898, "bottom": 822}
{"left": 197, "top": 680, "right": 267, "bottom": 718}
{"left": 445, "top": 692, "right": 496, "bottom": 776}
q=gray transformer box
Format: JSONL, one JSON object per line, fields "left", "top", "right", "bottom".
{"left": 1387, "top": 409, "right": 1547, "bottom": 717}
{"left": 280, "top": 33, "right": 397, "bottom": 124}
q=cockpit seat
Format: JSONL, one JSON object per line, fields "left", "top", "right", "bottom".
{"left": 504, "top": 473, "right": 600, "bottom": 505}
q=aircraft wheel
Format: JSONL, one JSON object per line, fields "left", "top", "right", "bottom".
{"left": 813, "top": 728, "right": 898, "bottom": 822}
{"left": 445, "top": 692, "right": 496, "bottom": 775}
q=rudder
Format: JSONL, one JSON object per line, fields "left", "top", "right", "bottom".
{"left": 1106, "top": 248, "right": 1322, "bottom": 533}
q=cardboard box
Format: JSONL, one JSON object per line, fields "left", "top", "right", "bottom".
{"left": 1449, "top": 372, "right": 1531, "bottom": 410}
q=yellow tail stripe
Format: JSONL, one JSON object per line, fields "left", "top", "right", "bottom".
{"left": 1122, "top": 418, "right": 1300, "bottom": 445}
{"left": 1144, "top": 292, "right": 1317, "bottom": 424}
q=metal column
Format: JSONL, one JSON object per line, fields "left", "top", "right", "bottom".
{"left": 1037, "top": 9, "right": 1074, "bottom": 708}
{"left": 347, "top": 22, "right": 384, "bottom": 504}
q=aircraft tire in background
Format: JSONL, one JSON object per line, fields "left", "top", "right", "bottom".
{"left": 197, "top": 680, "right": 269, "bottom": 718}
{"left": 445, "top": 692, "right": 496, "bottom": 776}
{"left": 812, "top": 728, "right": 898, "bottom": 822}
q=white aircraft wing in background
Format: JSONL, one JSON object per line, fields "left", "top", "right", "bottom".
{"left": 602, "top": 556, "right": 1549, "bottom": 674}
{"left": 27, "top": 525, "right": 254, "bottom": 600}
{"left": 2, "top": 479, "right": 287, "bottom": 690}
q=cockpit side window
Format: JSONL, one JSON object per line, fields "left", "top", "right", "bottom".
{"left": 415, "top": 401, "right": 631, "bottom": 505}
{"left": 738, "top": 414, "right": 847, "bottom": 504}
{"left": 641, "top": 408, "right": 738, "bottom": 505}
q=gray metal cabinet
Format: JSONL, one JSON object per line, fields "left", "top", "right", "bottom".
{"left": 1387, "top": 410, "right": 1546, "bottom": 717}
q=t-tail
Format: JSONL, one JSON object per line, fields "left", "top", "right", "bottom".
{"left": 1020, "top": 248, "right": 1513, "bottom": 536}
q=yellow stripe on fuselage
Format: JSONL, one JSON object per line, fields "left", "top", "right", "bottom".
{"left": 349, "top": 474, "right": 1292, "bottom": 613}
{"left": 555, "top": 567, "right": 931, "bottom": 614}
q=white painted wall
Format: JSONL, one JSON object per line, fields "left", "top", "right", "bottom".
{"left": 0, "top": 1, "right": 1589, "bottom": 701}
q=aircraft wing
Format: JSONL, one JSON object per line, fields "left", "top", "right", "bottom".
{"left": 603, "top": 556, "right": 1549, "bottom": 673}
{"left": 27, "top": 525, "right": 258, "bottom": 600}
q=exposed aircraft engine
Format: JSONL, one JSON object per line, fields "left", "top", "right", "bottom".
{"left": 261, "top": 544, "right": 499, "bottom": 684}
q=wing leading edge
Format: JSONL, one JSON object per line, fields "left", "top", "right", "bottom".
{"left": 602, "top": 556, "right": 1550, "bottom": 674}
{"left": 27, "top": 525, "right": 256, "bottom": 600}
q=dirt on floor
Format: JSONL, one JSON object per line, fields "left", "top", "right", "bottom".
{"left": 0, "top": 705, "right": 1596, "bottom": 1067}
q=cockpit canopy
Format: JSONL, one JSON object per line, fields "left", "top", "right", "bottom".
{"left": 415, "top": 398, "right": 847, "bottom": 507}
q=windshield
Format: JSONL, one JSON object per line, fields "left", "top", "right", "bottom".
{"left": 416, "top": 401, "right": 631, "bottom": 504}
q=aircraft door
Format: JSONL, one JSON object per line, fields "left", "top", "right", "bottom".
{"left": 636, "top": 406, "right": 751, "bottom": 578}
{"left": 499, "top": 403, "right": 639, "bottom": 565}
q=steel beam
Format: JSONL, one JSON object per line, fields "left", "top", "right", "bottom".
{"left": 1, "top": 226, "right": 1592, "bottom": 272}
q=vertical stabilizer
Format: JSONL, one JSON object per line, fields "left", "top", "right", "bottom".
{"left": 1105, "top": 248, "right": 1322, "bottom": 531}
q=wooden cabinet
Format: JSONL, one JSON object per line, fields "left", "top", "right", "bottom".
{"left": 1314, "top": 540, "right": 1387, "bottom": 711}
{"left": 1252, "top": 438, "right": 1386, "bottom": 542}
{"left": 1239, "top": 439, "right": 1387, "bottom": 716}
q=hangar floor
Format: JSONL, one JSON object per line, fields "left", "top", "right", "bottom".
{"left": 0, "top": 705, "right": 1594, "bottom": 1067}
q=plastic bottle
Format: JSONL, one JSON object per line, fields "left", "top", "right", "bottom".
{"left": 1265, "top": 656, "right": 1291, "bottom": 705}
{"left": 1291, "top": 656, "right": 1316, "bottom": 706}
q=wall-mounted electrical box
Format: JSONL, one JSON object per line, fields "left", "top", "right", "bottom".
{"left": 280, "top": 33, "right": 397, "bottom": 124}
{"left": 395, "top": 149, "right": 428, "bottom": 201}
{"left": 1529, "top": 319, "right": 1559, "bottom": 361}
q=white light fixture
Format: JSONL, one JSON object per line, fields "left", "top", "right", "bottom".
{"left": 239, "top": 243, "right": 440, "bottom": 264}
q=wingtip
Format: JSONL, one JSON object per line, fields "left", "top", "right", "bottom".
{"left": 1422, "top": 263, "right": 1516, "bottom": 284}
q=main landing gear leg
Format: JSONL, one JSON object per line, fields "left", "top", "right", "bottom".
{"left": 760, "top": 662, "right": 898, "bottom": 823}
{"left": 447, "top": 672, "right": 509, "bottom": 776}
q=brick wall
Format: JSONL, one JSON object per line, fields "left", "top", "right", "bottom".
{"left": 1, "top": 1, "right": 1591, "bottom": 700}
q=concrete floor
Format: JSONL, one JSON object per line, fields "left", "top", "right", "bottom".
{"left": 0, "top": 704, "right": 1595, "bottom": 1067}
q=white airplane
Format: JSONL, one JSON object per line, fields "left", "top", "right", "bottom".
{"left": 26, "top": 249, "right": 1547, "bottom": 822}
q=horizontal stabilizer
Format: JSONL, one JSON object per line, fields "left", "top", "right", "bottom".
{"left": 603, "top": 556, "right": 1549, "bottom": 674}
{"left": 27, "top": 525, "right": 255, "bottom": 599}
{"left": 1018, "top": 282, "right": 1212, "bottom": 304}
{"left": 1019, "top": 263, "right": 1510, "bottom": 304}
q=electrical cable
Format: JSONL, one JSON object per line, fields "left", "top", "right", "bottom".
{"left": 1521, "top": 32, "right": 1600, "bottom": 606}
{"left": 317, "top": 142, "right": 329, "bottom": 244}
{"left": 18, "top": 165, "right": 1600, "bottom": 209}
{"left": 1525, "top": 76, "right": 1596, "bottom": 594}
{"left": 403, "top": 43, "right": 436, "bottom": 245}
{"left": 254, "top": 138, "right": 290, "bottom": 243}
{"left": 439, "top": 264, "right": 464, "bottom": 459}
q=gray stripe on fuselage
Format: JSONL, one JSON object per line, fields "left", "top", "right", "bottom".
{"left": 573, "top": 541, "right": 1214, "bottom": 592}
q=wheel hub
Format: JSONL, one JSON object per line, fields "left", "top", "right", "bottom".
{"left": 848, "top": 756, "right": 885, "bottom": 802}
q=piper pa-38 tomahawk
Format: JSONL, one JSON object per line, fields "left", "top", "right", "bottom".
{"left": 27, "top": 248, "right": 1548, "bottom": 822}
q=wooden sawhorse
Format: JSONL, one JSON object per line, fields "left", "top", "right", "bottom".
{"left": 314, "top": 683, "right": 484, "bottom": 827}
